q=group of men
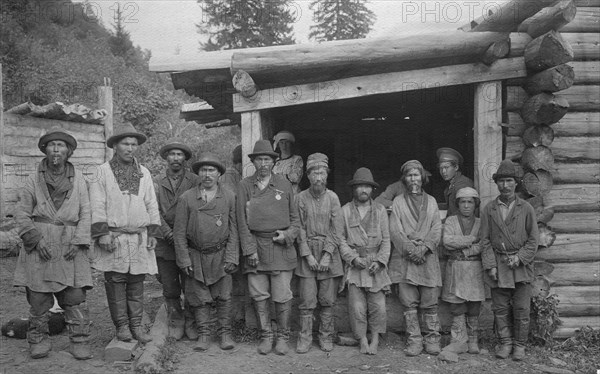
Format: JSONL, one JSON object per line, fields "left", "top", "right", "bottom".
{"left": 13, "top": 125, "right": 538, "bottom": 363}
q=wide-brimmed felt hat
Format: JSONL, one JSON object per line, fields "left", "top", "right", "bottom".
{"left": 347, "top": 167, "right": 379, "bottom": 188}
{"left": 493, "top": 159, "right": 521, "bottom": 181}
{"left": 273, "top": 130, "right": 295, "bottom": 151}
{"left": 107, "top": 123, "right": 147, "bottom": 148}
{"left": 306, "top": 153, "right": 329, "bottom": 171}
{"left": 248, "top": 140, "right": 278, "bottom": 159}
{"left": 38, "top": 126, "right": 77, "bottom": 153}
{"left": 192, "top": 152, "right": 225, "bottom": 175}
{"left": 232, "top": 145, "right": 242, "bottom": 164}
{"left": 159, "top": 138, "right": 193, "bottom": 160}
{"left": 436, "top": 147, "right": 464, "bottom": 165}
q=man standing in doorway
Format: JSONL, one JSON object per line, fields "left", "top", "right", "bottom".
{"left": 220, "top": 144, "right": 243, "bottom": 194}
{"left": 436, "top": 147, "right": 473, "bottom": 217}
{"left": 481, "top": 159, "right": 538, "bottom": 361}
{"left": 90, "top": 123, "right": 160, "bottom": 344}
{"left": 154, "top": 138, "right": 200, "bottom": 340}
{"left": 237, "top": 140, "right": 300, "bottom": 355}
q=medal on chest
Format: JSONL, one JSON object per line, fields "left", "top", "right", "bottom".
{"left": 215, "top": 214, "right": 223, "bottom": 227}
{"left": 274, "top": 188, "right": 284, "bottom": 201}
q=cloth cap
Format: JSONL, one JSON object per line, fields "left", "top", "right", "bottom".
{"left": 347, "top": 167, "right": 379, "bottom": 188}
{"left": 232, "top": 145, "right": 242, "bottom": 164}
{"left": 248, "top": 140, "right": 278, "bottom": 159}
{"left": 456, "top": 187, "right": 479, "bottom": 200}
{"left": 492, "top": 159, "right": 521, "bottom": 181}
{"left": 159, "top": 138, "right": 193, "bottom": 160}
{"left": 107, "top": 123, "right": 147, "bottom": 148}
{"left": 306, "top": 153, "right": 329, "bottom": 171}
{"left": 436, "top": 147, "right": 464, "bottom": 165}
{"left": 401, "top": 160, "right": 431, "bottom": 177}
{"left": 192, "top": 152, "right": 225, "bottom": 175}
{"left": 273, "top": 130, "right": 295, "bottom": 151}
{"left": 38, "top": 126, "right": 77, "bottom": 153}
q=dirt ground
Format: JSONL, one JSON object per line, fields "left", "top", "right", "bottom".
{"left": 0, "top": 256, "right": 567, "bottom": 374}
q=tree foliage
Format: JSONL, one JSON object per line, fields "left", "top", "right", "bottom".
{"left": 309, "top": 0, "right": 376, "bottom": 42}
{"left": 197, "top": 0, "right": 296, "bottom": 50}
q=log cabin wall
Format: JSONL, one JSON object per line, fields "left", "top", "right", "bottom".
{"left": 504, "top": 2, "right": 600, "bottom": 337}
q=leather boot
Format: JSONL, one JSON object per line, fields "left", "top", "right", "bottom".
{"left": 255, "top": 300, "right": 273, "bottom": 355}
{"left": 64, "top": 304, "right": 92, "bottom": 360}
{"left": 126, "top": 281, "right": 152, "bottom": 343}
{"left": 28, "top": 312, "right": 51, "bottom": 359}
{"left": 194, "top": 305, "right": 211, "bottom": 351}
{"left": 104, "top": 281, "right": 132, "bottom": 342}
{"left": 494, "top": 314, "right": 513, "bottom": 359}
{"left": 184, "top": 305, "right": 199, "bottom": 341}
{"left": 403, "top": 310, "right": 423, "bottom": 357}
{"left": 443, "top": 314, "right": 468, "bottom": 354}
{"left": 165, "top": 298, "right": 185, "bottom": 340}
{"left": 296, "top": 309, "right": 313, "bottom": 354}
{"left": 466, "top": 316, "right": 480, "bottom": 354}
{"left": 217, "top": 299, "right": 235, "bottom": 350}
{"left": 274, "top": 301, "right": 291, "bottom": 355}
{"left": 423, "top": 313, "right": 441, "bottom": 355}
{"left": 512, "top": 318, "right": 529, "bottom": 361}
{"left": 319, "top": 306, "right": 335, "bottom": 352}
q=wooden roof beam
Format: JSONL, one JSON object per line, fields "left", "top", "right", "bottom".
{"left": 460, "top": 0, "right": 559, "bottom": 32}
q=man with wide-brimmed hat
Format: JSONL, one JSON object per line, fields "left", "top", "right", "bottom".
{"left": 236, "top": 140, "right": 300, "bottom": 355}
{"left": 89, "top": 123, "right": 160, "bottom": 344}
{"left": 436, "top": 147, "right": 474, "bottom": 217}
{"left": 154, "top": 138, "right": 200, "bottom": 341}
{"left": 219, "top": 144, "right": 243, "bottom": 195}
{"left": 294, "top": 153, "right": 344, "bottom": 354}
{"left": 338, "top": 167, "right": 391, "bottom": 355}
{"left": 173, "top": 152, "right": 239, "bottom": 352}
{"left": 389, "top": 160, "right": 443, "bottom": 357}
{"left": 14, "top": 126, "right": 93, "bottom": 360}
{"left": 480, "top": 159, "right": 538, "bottom": 361}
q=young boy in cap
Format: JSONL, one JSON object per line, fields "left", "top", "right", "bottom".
{"left": 436, "top": 147, "right": 474, "bottom": 217}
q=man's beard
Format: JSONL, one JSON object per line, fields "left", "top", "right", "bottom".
{"left": 311, "top": 181, "right": 326, "bottom": 193}
{"left": 354, "top": 191, "right": 371, "bottom": 202}
{"left": 408, "top": 183, "right": 422, "bottom": 193}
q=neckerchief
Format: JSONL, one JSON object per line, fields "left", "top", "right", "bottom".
{"left": 109, "top": 156, "right": 143, "bottom": 195}
{"left": 40, "top": 158, "right": 75, "bottom": 211}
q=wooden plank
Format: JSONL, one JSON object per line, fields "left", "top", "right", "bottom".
{"left": 551, "top": 212, "right": 600, "bottom": 233}
{"left": 149, "top": 50, "right": 233, "bottom": 73}
{"left": 4, "top": 135, "right": 105, "bottom": 150}
{"left": 553, "top": 286, "right": 600, "bottom": 317}
{"left": 98, "top": 84, "right": 113, "bottom": 162}
{"left": 553, "top": 162, "right": 600, "bottom": 183}
{"left": 573, "top": 0, "right": 600, "bottom": 6}
{"left": 561, "top": 32, "right": 600, "bottom": 60}
{"left": 0, "top": 64, "right": 5, "bottom": 218}
{"left": 3, "top": 113, "right": 105, "bottom": 134}
{"left": 241, "top": 111, "right": 264, "bottom": 178}
{"left": 474, "top": 81, "right": 503, "bottom": 209}
{"left": 5, "top": 145, "right": 105, "bottom": 159}
{"left": 3, "top": 124, "right": 105, "bottom": 143}
{"left": 506, "top": 112, "right": 600, "bottom": 137}
{"left": 234, "top": 58, "right": 527, "bottom": 113}
{"left": 506, "top": 85, "right": 600, "bottom": 112}
{"left": 560, "top": 7, "right": 600, "bottom": 33}
{"left": 537, "top": 234, "right": 600, "bottom": 262}
{"left": 571, "top": 60, "right": 600, "bottom": 84}
{"left": 506, "top": 136, "right": 600, "bottom": 161}
{"left": 554, "top": 316, "right": 600, "bottom": 338}
{"left": 545, "top": 184, "right": 600, "bottom": 211}
{"left": 549, "top": 262, "right": 600, "bottom": 286}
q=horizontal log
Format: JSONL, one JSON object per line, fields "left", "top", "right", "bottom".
{"left": 150, "top": 50, "right": 233, "bottom": 73}
{"left": 553, "top": 286, "right": 600, "bottom": 317}
{"left": 571, "top": 61, "right": 600, "bottom": 84}
{"left": 560, "top": 7, "right": 600, "bottom": 33}
{"left": 536, "top": 233, "right": 600, "bottom": 262}
{"left": 545, "top": 184, "right": 600, "bottom": 211}
{"left": 553, "top": 316, "right": 600, "bottom": 338}
{"left": 481, "top": 40, "right": 511, "bottom": 65}
{"left": 3, "top": 113, "right": 105, "bottom": 134}
{"left": 524, "top": 64, "right": 575, "bottom": 95}
{"left": 573, "top": 0, "right": 600, "bottom": 6}
{"left": 551, "top": 212, "right": 600, "bottom": 233}
{"left": 511, "top": 33, "right": 600, "bottom": 60}
{"left": 234, "top": 58, "right": 527, "bottom": 113}
{"left": 3, "top": 125, "right": 105, "bottom": 143}
{"left": 506, "top": 136, "right": 600, "bottom": 161}
{"left": 524, "top": 30, "right": 574, "bottom": 72}
{"left": 549, "top": 262, "right": 600, "bottom": 286}
{"left": 506, "top": 85, "right": 600, "bottom": 112}
{"left": 525, "top": 0, "right": 578, "bottom": 39}
{"left": 4, "top": 145, "right": 105, "bottom": 159}
{"left": 461, "top": 0, "right": 557, "bottom": 32}
{"left": 553, "top": 162, "right": 600, "bottom": 183}
{"left": 507, "top": 112, "right": 600, "bottom": 137}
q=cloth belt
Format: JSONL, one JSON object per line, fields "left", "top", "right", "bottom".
{"left": 448, "top": 257, "right": 481, "bottom": 262}
{"left": 33, "top": 216, "right": 77, "bottom": 226}
{"left": 352, "top": 246, "right": 378, "bottom": 258}
{"left": 493, "top": 245, "right": 519, "bottom": 256}
{"left": 109, "top": 226, "right": 144, "bottom": 242}
{"left": 251, "top": 230, "right": 279, "bottom": 238}
{"left": 189, "top": 239, "right": 228, "bottom": 254}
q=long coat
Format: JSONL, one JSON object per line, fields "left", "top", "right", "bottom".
{"left": 14, "top": 161, "right": 92, "bottom": 293}
{"left": 89, "top": 161, "right": 160, "bottom": 275}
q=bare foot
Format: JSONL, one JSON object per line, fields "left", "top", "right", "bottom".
{"left": 359, "top": 337, "right": 369, "bottom": 354}
{"left": 367, "top": 334, "right": 379, "bottom": 355}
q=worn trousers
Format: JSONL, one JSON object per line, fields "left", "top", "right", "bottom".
{"left": 297, "top": 276, "right": 341, "bottom": 310}
{"left": 156, "top": 257, "right": 185, "bottom": 300}
{"left": 185, "top": 274, "right": 232, "bottom": 307}
{"left": 449, "top": 301, "right": 481, "bottom": 317}
{"left": 348, "top": 284, "right": 386, "bottom": 339}
{"left": 26, "top": 287, "right": 86, "bottom": 316}
{"left": 247, "top": 271, "right": 293, "bottom": 303}
{"left": 490, "top": 282, "right": 532, "bottom": 321}
{"left": 397, "top": 282, "right": 439, "bottom": 314}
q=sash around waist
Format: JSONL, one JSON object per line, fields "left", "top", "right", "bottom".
{"left": 188, "top": 239, "right": 228, "bottom": 254}
{"left": 33, "top": 216, "right": 77, "bottom": 227}
{"left": 252, "top": 230, "right": 280, "bottom": 238}
{"left": 351, "top": 246, "right": 379, "bottom": 258}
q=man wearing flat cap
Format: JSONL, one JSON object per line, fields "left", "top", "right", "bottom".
{"left": 389, "top": 160, "right": 442, "bottom": 357}
{"left": 89, "top": 123, "right": 160, "bottom": 344}
{"left": 339, "top": 167, "right": 391, "bottom": 355}
{"left": 480, "top": 159, "right": 538, "bottom": 361}
{"left": 236, "top": 140, "right": 300, "bottom": 355}
{"left": 14, "top": 127, "right": 93, "bottom": 360}
{"left": 437, "top": 147, "right": 474, "bottom": 217}
{"left": 294, "top": 153, "right": 344, "bottom": 354}
{"left": 154, "top": 138, "right": 200, "bottom": 341}
{"left": 174, "top": 153, "right": 239, "bottom": 352}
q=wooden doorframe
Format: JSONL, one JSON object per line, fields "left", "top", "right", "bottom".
{"left": 241, "top": 110, "right": 273, "bottom": 178}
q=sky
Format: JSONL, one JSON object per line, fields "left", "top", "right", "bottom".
{"left": 81, "top": 0, "right": 510, "bottom": 56}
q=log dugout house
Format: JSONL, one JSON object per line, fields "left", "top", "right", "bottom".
{"left": 150, "top": 0, "right": 600, "bottom": 337}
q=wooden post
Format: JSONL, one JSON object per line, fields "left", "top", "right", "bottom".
{"left": 0, "top": 64, "right": 5, "bottom": 219}
{"left": 474, "top": 81, "right": 503, "bottom": 209}
{"left": 98, "top": 78, "right": 113, "bottom": 162}
{"left": 241, "top": 110, "right": 272, "bottom": 178}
